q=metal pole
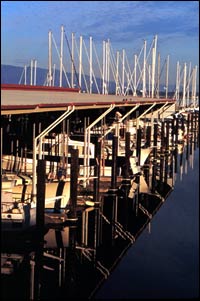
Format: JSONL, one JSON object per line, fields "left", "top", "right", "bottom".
{"left": 102, "top": 41, "right": 105, "bottom": 94}
{"left": 157, "top": 52, "right": 160, "bottom": 98}
{"left": 175, "top": 61, "right": 180, "bottom": 102}
{"left": 142, "top": 40, "right": 146, "bottom": 97}
{"left": 89, "top": 36, "right": 93, "bottom": 94}
{"left": 52, "top": 63, "right": 56, "bottom": 86}
{"left": 107, "top": 39, "right": 110, "bottom": 94}
{"left": 152, "top": 35, "right": 157, "bottom": 98}
{"left": 116, "top": 51, "right": 119, "bottom": 95}
{"left": 187, "top": 62, "right": 191, "bottom": 106}
{"left": 24, "top": 65, "right": 27, "bottom": 85}
{"left": 71, "top": 32, "right": 74, "bottom": 88}
{"left": 60, "top": 25, "right": 64, "bottom": 87}
{"left": 122, "top": 49, "right": 125, "bottom": 95}
{"left": 79, "top": 36, "right": 83, "bottom": 91}
{"left": 34, "top": 60, "right": 37, "bottom": 86}
{"left": 48, "top": 30, "right": 52, "bottom": 86}
{"left": 165, "top": 55, "right": 169, "bottom": 99}
{"left": 134, "top": 54, "right": 137, "bottom": 96}
{"left": 151, "top": 48, "right": 155, "bottom": 98}
{"left": 149, "top": 64, "right": 151, "bottom": 98}
{"left": 30, "top": 59, "right": 33, "bottom": 85}
{"left": 182, "top": 62, "right": 187, "bottom": 107}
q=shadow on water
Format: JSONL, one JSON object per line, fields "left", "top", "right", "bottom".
{"left": 1, "top": 135, "right": 199, "bottom": 299}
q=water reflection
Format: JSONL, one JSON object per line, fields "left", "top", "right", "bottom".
{"left": 1, "top": 134, "right": 198, "bottom": 300}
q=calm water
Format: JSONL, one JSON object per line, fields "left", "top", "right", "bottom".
{"left": 2, "top": 141, "right": 199, "bottom": 300}
{"left": 95, "top": 147, "right": 199, "bottom": 299}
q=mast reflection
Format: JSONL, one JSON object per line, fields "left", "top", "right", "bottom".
{"left": 1, "top": 122, "right": 199, "bottom": 300}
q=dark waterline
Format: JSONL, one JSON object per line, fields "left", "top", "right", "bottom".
{"left": 95, "top": 147, "right": 199, "bottom": 299}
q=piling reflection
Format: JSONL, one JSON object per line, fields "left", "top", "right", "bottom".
{"left": 1, "top": 114, "right": 199, "bottom": 300}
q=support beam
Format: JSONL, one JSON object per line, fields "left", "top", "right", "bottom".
{"left": 32, "top": 106, "right": 75, "bottom": 203}
{"left": 84, "top": 104, "right": 115, "bottom": 185}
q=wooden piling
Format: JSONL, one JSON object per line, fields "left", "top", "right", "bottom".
{"left": 125, "top": 131, "right": 131, "bottom": 178}
{"left": 146, "top": 126, "right": 151, "bottom": 147}
{"left": 70, "top": 148, "right": 79, "bottom": 219}
{"left": 36, "top": 159, "right": 46, "bottom": 229}
{"left": 93, "top": 137, "right": 101, "bottom": 204}
{"left": 166, "top": 120, "right": 169, "bottom": 149}
{"left": 111, "top": 136, "right": 118, "bottom": 190}
{"left": 175, "top": 117, "right": 179, "bottom": 145}
{"left": 153, "top": 123, "right": 158, "bottom": 157}
{"left": 136, "top": 128, "right": 141, "bottom": 166}
{"left": 161, "top": 121, "right": 165, "bottom": 149}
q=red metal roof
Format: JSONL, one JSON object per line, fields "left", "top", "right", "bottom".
{"left": 1, "top": 84, "right": 80, "bottom": 93}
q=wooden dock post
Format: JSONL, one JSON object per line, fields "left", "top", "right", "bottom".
{"left": 111, "top": 135, "right": 118, "bottom": 190}
{"left": 69, "top": 148, "right": 79, "bottom": 220}
{"left": 153, "top": 123, "right": 158, "bottom": 157}
{"left": 125, "top": 131, "right": 131, "bottom": 179}
{"left": 161, "top": 121, "right": 165, "bottom": 149}
{"left": 175, "top": 117, "right": 179, "bottom": 145}
{"left": 93, "top": 136, "right": 101, "bottom": 204}
{"left": 160, "top": 154, "right": 164, "bottom": 182}
{"left": 136, "top": 128, "right": 141, "bottom": 166}
{"left": 166, "top": 120, "right": 169, "bottom": 149}
{"left": 36, "top": 159, "right": 46, "bottom": 229}
{"left": 146, "top": 126, "right": 151, "bottom": 147}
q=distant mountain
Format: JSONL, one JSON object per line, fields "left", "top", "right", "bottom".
{"left": 1, "top": 64, "right": 50, "bottom": 86}
{"left": 1, "top": 64, "right": 178, "bottom": 95}
{"left": 1, "top": 64, "right": 115, "bottom": 93}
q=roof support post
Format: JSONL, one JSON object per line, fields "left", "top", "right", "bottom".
{"left": 32, "top": 106, "right": 75, "bottom": 203}
{"left": 83, "top": 104, "right": 115, "bottom": 186}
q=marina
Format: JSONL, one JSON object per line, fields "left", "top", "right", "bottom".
{"left": 1, "top": 22, "right": 199, "bottom": 299}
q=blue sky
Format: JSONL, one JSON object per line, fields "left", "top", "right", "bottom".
{"left": 1, "top": 1, "right": 199, "bottom": 88}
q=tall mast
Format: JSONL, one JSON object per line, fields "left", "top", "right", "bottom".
{"left": 107, "top": 39, "right": 110, "bottom": 94}
{"left": 89, "top": 36, "right": 93, "bottom": 94}
{"left": 79, "top": 35, "right": 82, "bottom": 91}
{"left": 24, "top": 65, "right": 27, "bottom": 85}
{"left": 59, "top": 25, "right": 64, "bottom": 87}
{"left": 165, "top": 55, "right": 169, "bottom": 99}
{"left": 175, "top": 61, "right": 180, "bottom": 102}
{"left": 52, "top": 63, "right": 56, "bottom": 86}
{"left": 134, "top": 54, "right": 137, "bottom": 96}
{"left": 102, "top": 41, "right": 106, "bottom": 94}
{"left": 186, "top": 62, "right": 191, "bottom": 105}
{"left": 151, "top": 35, "right": 157, "bottom": 98}
{"left": 192, "top": 65, "right": 197, "bottom": 107}
{"left": 34, "top": 59, "right": 37, "bottom": 86}
{"left": 182, "top": 62, "right": 187, "bottom": 107}
{"left": 122, "top": 49, "right": 125, "bottom": 95}
{"left": 149, "top": 64, "right": 151, "bottom": 98}
{"left": 48, "top": 30, "right": 52, "bottom": 86}
{"left": 157, "top": 52, "right": 160, "bottom": 98}
{"left": 30, "top": 59, "right": 33, "bottom": 85}
{"left": 142, "top": 40, "right": 146, "bottom": 97}
{"left": 116, "top": 51, "right": 119, "bottom": 95}
{"left": 71, "top": 32, "right": 75, "bottom": 88}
